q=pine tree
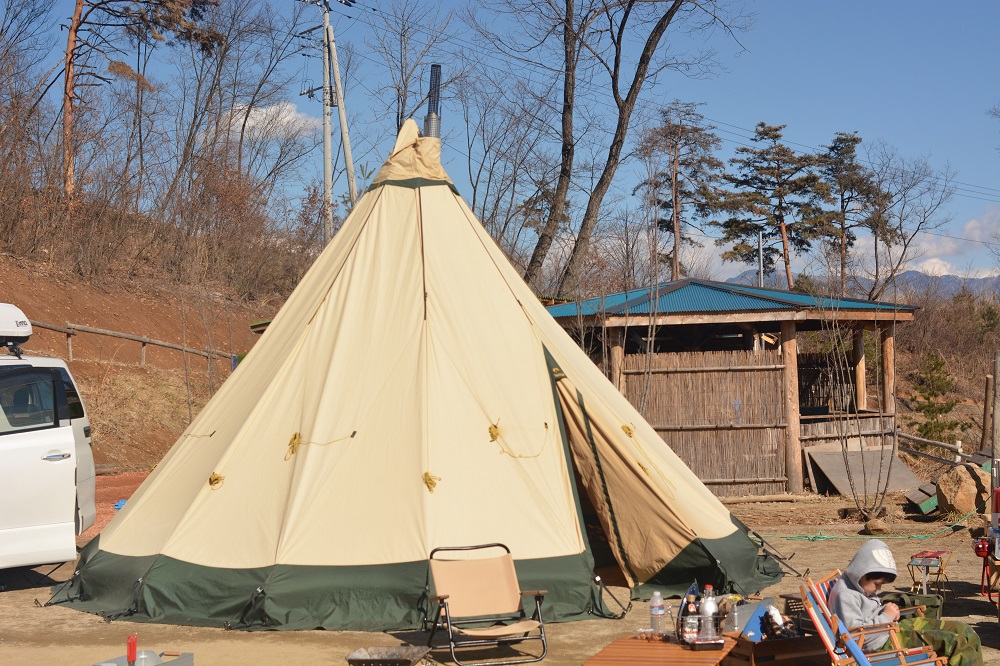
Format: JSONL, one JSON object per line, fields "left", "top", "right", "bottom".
{"left": 819, "top": 131, "right": 875, "bottom": 296}
{"left": 907, "top": 352, "right": 966, "bottom": 442}
{"left": 713, "top": 122, "right": 833, "bottom": 290}
{"left": 636, "top": 101, "right": 723, "bottom": 280}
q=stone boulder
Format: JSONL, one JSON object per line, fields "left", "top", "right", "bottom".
{"left": 936, "top": 465, "right": 991, "bottom": 516}
{"left": 864, "top": 518, "right": 891, "bottom": 535}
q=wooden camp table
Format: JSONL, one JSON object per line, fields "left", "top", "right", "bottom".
{"left": 584, "top": 634, "right": 736, "bottom": 665}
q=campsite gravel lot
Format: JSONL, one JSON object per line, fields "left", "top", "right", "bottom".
{"left": 1, "top": 476, "right": 998, "bottom": 665}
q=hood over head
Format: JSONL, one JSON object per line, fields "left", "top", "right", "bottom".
{"left": 843, "top": 539, "right": 897, "bottom": 587}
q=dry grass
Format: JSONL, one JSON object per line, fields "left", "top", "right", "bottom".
{"left": 73, "top": 360, "right": 221, "bottom": 471}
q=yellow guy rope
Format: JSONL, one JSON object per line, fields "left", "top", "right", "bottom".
{"left": 285, "top": 430, "right": 357, "bottom": 461}
{"left": 489, "top": 420, "right": 551, "bottom": 459}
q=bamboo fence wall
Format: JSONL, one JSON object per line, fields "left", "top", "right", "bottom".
{"left": 623, "top": 349, "right": 786, "bottom": 497}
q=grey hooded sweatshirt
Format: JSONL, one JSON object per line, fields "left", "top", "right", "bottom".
{"left": 827, "top": 539, "right": 897, "bottom": 651}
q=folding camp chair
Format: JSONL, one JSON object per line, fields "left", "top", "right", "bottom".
{"left": 422, "top": 544, "right": 547, "bottom": 666}
{"left": 800, "top": 579, "right": 945, "bottom": 666}
{"left": 829, "top": 614, "right": 946, "bottom": 666}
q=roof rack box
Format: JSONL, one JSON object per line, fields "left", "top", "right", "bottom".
{"left": 0, "top": 303, "right": 32, "bottom": 345}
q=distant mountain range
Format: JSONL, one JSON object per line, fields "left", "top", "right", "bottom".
{"left": 726, "top": 270, "right": 1000, "bottom": 299}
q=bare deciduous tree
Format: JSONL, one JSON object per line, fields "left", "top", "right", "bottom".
{"left": 366, "top": 0, "right": 460, "bottom": 133}
{"left": 456, "top": 58, "right": 559, "bottom": 264}
{"left": 61, "top": 0, "right": 223, "bottom": 202}
{"left": 855, "top": 141, "right": 955, "bottom": 301}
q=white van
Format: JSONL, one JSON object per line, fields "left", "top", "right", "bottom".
{"left": 0, "top": 304, "right": 96, "bottom": 569}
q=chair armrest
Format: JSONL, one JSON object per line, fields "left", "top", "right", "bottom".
{"left": 843, "top": 621, "right": 899, "bottom": 646}
{"left": 429, "top": 594, "right": 450, "bottom": 603}
{"left": 521, "top": 590, "right": 548, "bottom": 597}
{"left": 846, "top": 621, "right": 897, "bottom": 635}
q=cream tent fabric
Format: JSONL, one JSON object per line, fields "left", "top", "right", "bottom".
{"left": 50, "top": 120, "right": 779, "bottom": 630}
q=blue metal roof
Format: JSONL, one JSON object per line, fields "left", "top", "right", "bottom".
{"left": 545, "top": 279, "right": 918, "bottom": 318}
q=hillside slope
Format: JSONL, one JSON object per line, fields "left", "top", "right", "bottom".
{"left": 0, "top": 256, "right": 279, "bottom": 471}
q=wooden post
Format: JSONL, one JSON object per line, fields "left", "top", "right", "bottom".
{"left": 985, "top": 374, "right": 995, "bottom": 459}
{"left": 141, "top": 341, "right": 146, "bottom": 366}
{"left": 781, "top": 320, "right": 802, "bottom": 493}
{"left": 66, "top": 332, "right": 73, "bottom": 361}
{"left": 880, "top": 324, "right": 896, "bottom": 416}
{"left": 609, "top": 327, "right": 626, "bottom": 395}
{"left": 852, "top": 328, "right": 867, "bottom": 412}
{"left": 992, "top": 352, "right": 1000, "bottom": 498}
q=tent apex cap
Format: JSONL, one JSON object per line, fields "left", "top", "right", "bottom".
{"left": 370, "top": 119, "right": 453, "bottom": 189}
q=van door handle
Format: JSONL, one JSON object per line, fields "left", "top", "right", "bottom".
{"left": 42, "top": 453, "right": 71, "bottom": 461}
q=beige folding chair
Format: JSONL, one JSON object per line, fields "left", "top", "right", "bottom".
{"left": 422, "top": 544, "right": 547, "bottom": 666}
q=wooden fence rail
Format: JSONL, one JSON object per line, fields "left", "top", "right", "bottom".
{"left": 897, "top": 430, "right": 971, "bottom": 464}
{"left": 31, "top": 320, "right": 233, "bottom": 366}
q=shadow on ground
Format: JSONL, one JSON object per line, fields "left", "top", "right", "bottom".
{"left": 0, "top": 563, "right": 70, "bottom": 592}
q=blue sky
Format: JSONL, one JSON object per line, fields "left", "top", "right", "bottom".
{"left": 312, "top": 0, "right": 1000, "bottom": 279}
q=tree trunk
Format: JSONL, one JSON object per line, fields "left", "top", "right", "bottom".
{"left": 671, "top": 136, "right": 681, "bottom": 280}
{"left": 840, "top": 220, "right": 847, "bottom": 296}
{"left": 839, "top": 193, "right": 847, "bottom": 297}
{"left": 63, "top": 0, "right": 84, "bottom": 202}
{"left": 522, "top": 0, "right": 576, "bottom": 294}
{"left": 558, "top": 0, "right": 684, "bottom": 297}
{"left": 778, "top": 217, "right": 794, "bottom": 290}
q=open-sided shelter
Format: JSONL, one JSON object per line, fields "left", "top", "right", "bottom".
{"left": 50, "top": 122, "right": 779, "bottom": 630}
{"left": 547, "top": 280, "right": 918, "bottom": 498}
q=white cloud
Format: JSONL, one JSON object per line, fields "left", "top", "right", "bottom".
{"left": 912, "top": 231, "right": 962, "bottom": 259}
{"left": 231, "top": 102, "right": 321, "bottom": 135}
{"left": 962, "top": 206, "right": 1000, "bottom": 243}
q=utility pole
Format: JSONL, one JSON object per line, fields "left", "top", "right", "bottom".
{"left": 299, "top": 0, "right": 358, "bottom": 243}
{"left": 320, "top": 16, "right": 334, "bottom": 244}
{"left": 324, "top": 11, "right": 358, "bottom": 206}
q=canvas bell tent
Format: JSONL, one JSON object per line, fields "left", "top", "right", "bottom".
{"left": 50, "top": 121, "right": 779, "bottom": 630}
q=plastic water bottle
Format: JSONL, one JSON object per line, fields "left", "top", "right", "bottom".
{"left": 699, "top": 585, "right": 718, "bottom": 640}
{"left": 649, "top": 590, "right": 665, "bottom": 635}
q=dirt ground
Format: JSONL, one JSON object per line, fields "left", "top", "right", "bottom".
{"left": 1, "top": 477, "right": 998, "bottom": 665}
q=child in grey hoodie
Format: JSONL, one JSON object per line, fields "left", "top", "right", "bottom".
{"left": 828, "top": 540, "right": 982, "bottom": 666}
{"left": 827, "top": 539, "right": 899, "bottom": 650}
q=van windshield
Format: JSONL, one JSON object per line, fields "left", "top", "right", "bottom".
{"left": 0, "top": 371, "right": 56, "bottom": 434}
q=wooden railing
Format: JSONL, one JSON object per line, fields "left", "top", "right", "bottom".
{"left": 30, "top": 320, "right": 233, "bottom": 366}
{"left": 896, "top": 430, "right": 971, "bottom": 466}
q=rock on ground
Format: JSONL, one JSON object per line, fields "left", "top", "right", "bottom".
{"left": 936, "top": 464, "right": 991, "bottom": 515}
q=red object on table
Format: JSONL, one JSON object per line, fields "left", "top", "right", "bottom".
{"left": 584, "top": 634, "right": 736, "bottom": 665}
{"left": 126, "top": 634, "right": 137, "bottom": 665}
